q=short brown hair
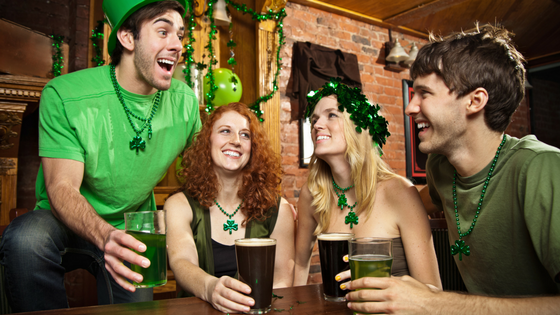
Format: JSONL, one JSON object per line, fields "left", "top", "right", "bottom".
{"left": 176, "top": 103, "right": 283, "bottom": 225}
{"left": 410, "top": 24, "right": 526, "bottom": 132}
{"left": 110, "top": 1, "right": 185, "bottom": 66}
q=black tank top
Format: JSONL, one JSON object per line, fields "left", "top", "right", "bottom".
{"left": 211, "top": 239, "right": 237, "bottom": 278}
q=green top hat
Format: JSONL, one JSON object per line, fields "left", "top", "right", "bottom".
{"left": 103, "top": 0, "right": 187, "bottom": 55}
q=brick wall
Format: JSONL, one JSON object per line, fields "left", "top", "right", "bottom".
{"left": 278, "top": 3, "right": 427, "bottom": 207}
{"left": 0, "top": 0, "right": 91, "bottom": 72}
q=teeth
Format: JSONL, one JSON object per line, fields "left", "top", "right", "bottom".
{"left": 316, "top": 136, "right": 330, "bottom": 141}
{"left": 224, "top": 151, "right": 240, "bottom": 157}
{"left": 157, "top": 59, "right": 174, "bottom": 65}
{"left": 417, "top": 122, "right": 430, "bottom": 129}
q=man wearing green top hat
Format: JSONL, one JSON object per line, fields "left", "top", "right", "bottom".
{"left": 0, "top": 0, "right": 201, "bottom": 312}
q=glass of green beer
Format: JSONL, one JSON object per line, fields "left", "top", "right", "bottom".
{"left": 349, "top": 238, "right": 392, "bottom": 314}
{"left": 124, "top": 210, "right": 167, "bottom": 288}
{"left": 349, "top": 237, "right": 393, "bottom": 281}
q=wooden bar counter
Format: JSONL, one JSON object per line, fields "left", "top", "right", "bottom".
{"left": 20, "top": 284, "right": 353, "bottom": 315}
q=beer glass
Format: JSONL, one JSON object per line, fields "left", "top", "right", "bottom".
{"left": 124, "top": 210, "right": 167, "bottom": 288}
{"left": 235, "top": 238, "right": 277, "bottom": 314}
{"left": 349, "top": 238, "right": 393, "bottom": 281}
{"left": 317, "top": 232, "right": 354, "bottom": 302}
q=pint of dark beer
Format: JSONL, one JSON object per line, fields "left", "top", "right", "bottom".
{"left": 235, "top": 238, "right": 277, "bottom": 314}
{"left": 317, "top": 233, "right": 354, "bottom": 302}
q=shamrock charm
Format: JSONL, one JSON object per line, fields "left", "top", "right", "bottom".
{"left": 338, "top": 194, "right": 348, "bottom": 210}
{"left": 223, "top": 219, "right": 238, "bottom": 235}
{"left": 130, "top": 136, "right": 146, "bottom": 154}
{"left": 450, "top": 239, "right": 470, "bottom": 261}
{"left": 345, "top": 211, "right": 359, "bottom": 228}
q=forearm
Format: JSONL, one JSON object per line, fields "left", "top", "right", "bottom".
{"left": 428, "top": 291, "right": 560, "bottom": 315}
{"left": 293, "top": 254, "right": 312, "bottom": 286}
{"left": 172, "top": 258, "right": 216, "bottom": 301}
{"left": 48, "top": 180, "right": 115, "bottom": 250}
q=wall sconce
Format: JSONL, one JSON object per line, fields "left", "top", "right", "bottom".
{"left": 403, "top": 43, "right": 418, "bottom": 66}
{"left": 386, "top": 39, "right": 409, "bottom": 63}
{"left": 384, "top": 30, "right": 418, "bottom": 72}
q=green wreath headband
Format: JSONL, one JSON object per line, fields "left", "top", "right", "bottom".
{"left": 305, "top": 77, "right": 391, "bottom": 148}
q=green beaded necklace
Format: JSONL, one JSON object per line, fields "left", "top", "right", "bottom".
{"left": 332, "top": 176, "right": 358, "bottom": 228}
{"left": 450, "top": 134, "right": 506, "bottom": 261}
{"left": 110, "top": 64, "right": 161, "bottom": 154}
{"left": 215, "top": 199, "right": 243, "bottom": 235}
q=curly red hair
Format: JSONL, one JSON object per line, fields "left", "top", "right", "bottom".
{"left": 175, "top": 102, "right": 283, "bottom": 224}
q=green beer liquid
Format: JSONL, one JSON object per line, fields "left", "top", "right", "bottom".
{"left": 350, "top": 254, "right": 392, "bottom": 280}
{"left": 127, "top": 231, "right": 167, "bottom": 288}
{"left": 349, "top": 255, "right": 393, "bottom": 315}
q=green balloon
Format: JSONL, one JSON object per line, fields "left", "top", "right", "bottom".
{"left": 203, "top": 68, "right": 243, "bottom": 107}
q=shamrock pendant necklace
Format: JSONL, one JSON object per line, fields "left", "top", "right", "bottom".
{"left": 215, "top": 199, "right": 243, "bottom": 235}
{"left": 451, "top": 134, "right": 506, "bottom": 261}
{"left": 110, "top": 64, "right": 161, "bottom": 154}
{"left": 332, "top": 176, "right": 358, "bottom": 228}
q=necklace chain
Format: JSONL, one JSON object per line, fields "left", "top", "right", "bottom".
{"left": 332, "top": 176, "right": 358, "bottom": 228}
{"left": 215, "top": 199, "right": 243, "bottom": 235}
{"left": 110, "top": 64, "right": 161, "bottom": 154}
{"left": 451, "top": 134, "right": 506, "bottom": 261}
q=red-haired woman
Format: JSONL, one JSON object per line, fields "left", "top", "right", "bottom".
{"left": 165, "top": 102, "right": 295, "bottom": 313}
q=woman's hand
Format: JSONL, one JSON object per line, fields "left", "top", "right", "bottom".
{"left": 205, "top": 276, "right": 255, "bottom": 313}
{"left": 334, "top": 254, "right": 351, "bottom": 290}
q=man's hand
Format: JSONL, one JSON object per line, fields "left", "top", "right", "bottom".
{"left": 344, "top": 276, "right": 439, "bottom": 314}
{"left": 103, "top": 229, "right": 151, "bottom": 292}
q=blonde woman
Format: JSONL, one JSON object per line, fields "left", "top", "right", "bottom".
{"left": 294, "top": 78, "right": 441, "bottom": 290}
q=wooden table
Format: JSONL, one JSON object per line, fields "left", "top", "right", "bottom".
{"left": 21, "top": 284, "right": 353, "bottom": 314}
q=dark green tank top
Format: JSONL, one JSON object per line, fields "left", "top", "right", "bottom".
{"left": 178, "top": 193, "right": 280, "bottom": 297}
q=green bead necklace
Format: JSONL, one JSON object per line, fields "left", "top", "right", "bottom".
{"left": 110, "top": 64, "right": 161, "bottom": 154}
{"left": 450, "top": 134, "right": 506, "bottom": 261}
{"left": 332, "top": 176, "right": 358, "bottom": 228}
{"left": 215, "top": 199, "right": 243, "bottom": 235}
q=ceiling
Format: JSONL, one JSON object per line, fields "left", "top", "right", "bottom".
{"left": 289, "top": 0, "right": 560, "bottom": 68}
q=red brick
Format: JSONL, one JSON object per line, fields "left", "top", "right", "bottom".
{"left": 339, "top": 22, "right": 359, "bottom": 34}
{"left": 282, "top": 155, "right": 299, "bottom": 165}
{"left": 339, "top": 40, "right": 360, "bottom": 53}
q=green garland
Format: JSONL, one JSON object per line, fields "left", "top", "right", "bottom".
{"left": 90, "top": 20, "right": 106, "bottom": 67}
{"left": 182, "top": 0, "right": 197, "bottom": 88}
{"left": 51, "top": 35, "right": 65, "bottom": 77}
{"left": 204, "top": 0, "right": 219, "bottom": 113}
{"left": 182, "top": 0, "right": 286, "bottom": 120}
{"left": 225, "top": 0, "right": 286, "bottom": 121}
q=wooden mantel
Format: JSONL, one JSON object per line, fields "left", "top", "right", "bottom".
{"left": 0, "top": 74, "right": 49, "bottom": 225}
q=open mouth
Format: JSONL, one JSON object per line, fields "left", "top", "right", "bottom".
{"left": 316, "top": 135, "right": 330, "bottom": 141}
{"left": 157, "top": 59, "right": 174, "bottom": 72}
{"left": 417, "top": 122, "right": 430, "bottom": 132}
{"left": 223, "top": 150, "right": 240, "bottom": 158}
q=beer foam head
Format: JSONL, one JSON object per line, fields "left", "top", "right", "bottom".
{"left": 317, "top": 233, "right": 355, "bottom": 241}
{"left": 235, "top": 238, "right": 277, "bottom": 246}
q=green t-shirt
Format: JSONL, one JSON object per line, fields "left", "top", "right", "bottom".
{"left": 427, "top": 135, "right": 560, "bottom": 295}
{"left": 35, "top": 65, "right": 201, "bottom": 229}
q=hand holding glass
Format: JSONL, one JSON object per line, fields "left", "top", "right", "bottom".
{"left": 235, "top": 238, "right": 277, "bottom": 314}
{"left": 124, "top": 210, "right": 167, "bottom": 288}
{"left": 349, "top": 238, "right": 393, "bottom": 282}
{"left": 317, "top": 233, "right": 354, "bottom": 301}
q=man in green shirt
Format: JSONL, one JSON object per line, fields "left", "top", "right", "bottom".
{"left": 343, "top": 25, "right": 560, "bottom": 314}
{"left": 0, "top": 0, "right": 201, "bottom": 312}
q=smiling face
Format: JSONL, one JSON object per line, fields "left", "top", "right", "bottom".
{"left": 133, "top": 10, "right": 184, "bottom": 92}
{"left": 210, "top": 111, "right": 252, "bottom": 176}
{"left": 405, "top": 73, "right": 467, "bottom": 155}
{"left": 310, "top": 96, "right": 347, "bottom": 160}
